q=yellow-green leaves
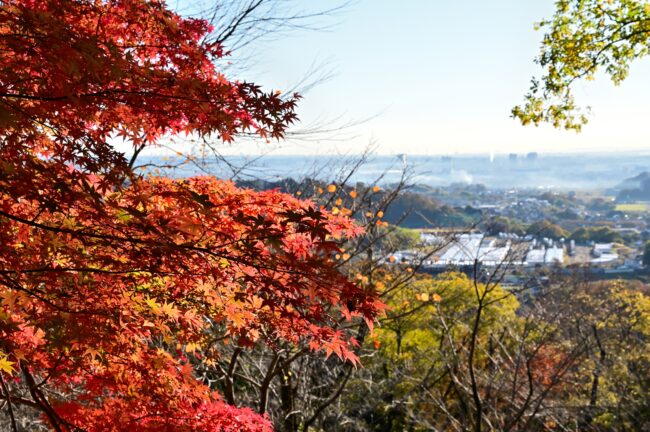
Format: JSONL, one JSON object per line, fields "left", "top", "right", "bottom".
{"left": 513, "top": 0, "right": 650, "bottom": 131}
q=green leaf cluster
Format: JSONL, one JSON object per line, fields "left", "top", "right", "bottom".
{"left": 513, "top": 0, "right": 650, "bottom": 130}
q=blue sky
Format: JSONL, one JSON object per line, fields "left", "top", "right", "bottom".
{"left": 198, "top": 1, "right": 650, "bottom": 155}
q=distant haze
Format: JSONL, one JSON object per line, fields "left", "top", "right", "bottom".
{"left": 142, "top": 152, "right": 650, "bottom": 191}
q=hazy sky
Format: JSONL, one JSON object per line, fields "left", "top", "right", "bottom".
{"left": 201, "top": 1, "right": 650, "bottom": 155}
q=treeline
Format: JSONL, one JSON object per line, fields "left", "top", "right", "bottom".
{"left": 237, "top": 178, "right": 482, "bottom": 228}
{"left": 485, "top": 216, "right": 640, "bottom": 244}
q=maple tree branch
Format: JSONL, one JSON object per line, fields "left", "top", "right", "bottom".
{"left": 0, "top": 373, "right": 17, "bottom": 432}
{"left": 258, "top": 353, "right": 280, "bottom": 414}
{"left": 223, "top": 347, "right": 242, "bottom": 405}
{"left": 128, "top": 142, "right": 147, "bottom": 170}
{"left": 302, "top": 364, "right": 353, "bottom": 431}
{"left": 0, "top": 209, "right": 319, "bottom": 268}
{"left": 0, "top": 273, "right": 111, "bottom": 316}
{"left": 0, "top": 89, "right": 220, "bottom": 104}
{"left": 0, "top": 394, "right": 41, "bottom": 410}
{"left": 0, "top": 274, "right": 82, "bottom": 314}
{"left": 0, "top": 0, "right": 370, "bottom": 429}
{"left": 21, "top": 363, "right": 65, "bottom": 432}
{"left": 0, "top": 267, "right": 150, "bottom": 275}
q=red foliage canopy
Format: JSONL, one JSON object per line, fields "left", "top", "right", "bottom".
{"left": 0, "top": 1, "right": 381, "bottom": 430}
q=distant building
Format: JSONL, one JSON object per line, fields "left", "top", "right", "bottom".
{"left": 437, "top": 234, "right": 484, "bottom": 266}
{"left": 420, "top": 232, "right": 444, "bottom": 245}
{"left": 388, "top": 232, "right": 573, "bottom": 271}
{"left": 525, "top": 247, "right": 564, "bottom": 265}
{"left": 545, "top": 247, "right": 564, "bottom": 264}
{"left": 431, "top": 234, "right": 513, "bottom": 267}
{"left": 508, "top": 153, "right": 518, "bottom": 162}
{"left": 592, "top": 243, "right": 614, "bottom": 256}
{"left": 526, "top": 152, "right": 538, "bottom": 161}
{"left": 591, "top": 243, "right": 618, "bottom": 264}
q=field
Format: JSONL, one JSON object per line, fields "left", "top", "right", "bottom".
{"left": 615, "top": 202, "right": 650, "bottom": 212}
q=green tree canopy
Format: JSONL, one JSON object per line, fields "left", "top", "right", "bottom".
{"left": 571, "top": 226, "right": 623, "bottom": 243}
{"left": 527, "top": 220, "right": 569, "bottom": 240}
{"left": 513, "top": 0, "right": 650, "bottom": 130}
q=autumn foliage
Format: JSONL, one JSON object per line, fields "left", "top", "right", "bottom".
{"left": 0, "top": 0, "right": 381, "bottom": 430}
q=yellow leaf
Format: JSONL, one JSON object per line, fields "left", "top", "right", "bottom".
{"left": 327, "top": 184, "right": 337, "bottom": 193}
{"left": 160, "top": 302, "right": 180, "bottom": 320}
{"left": 373, "top": 186, "right": 381, "bottom": 192}
{"left": 84, "top": 346, "right": 102, "bottom": 361}
{"left": 0, "top": 355, "right": 15, "bottom": 374}
{"left": 144, "top": 297, "right": 159, "bottom": 313}
{"left": 349, "top": 190, "right": 357, "bottom": 198}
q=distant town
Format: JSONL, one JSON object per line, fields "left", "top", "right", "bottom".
{"left": 386, "top": 230, "right": 641, "bottom": 280}
{"left": 381, "top": 167, "right": 650, "bottom": 282}
{"left": 154, "top": 153, "right": 650, "bottom": 283}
